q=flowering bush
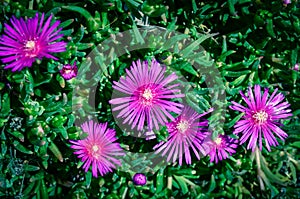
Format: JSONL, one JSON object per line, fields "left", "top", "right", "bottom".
{"left": 0, "top": 0, "right": 299, "bottom": 198}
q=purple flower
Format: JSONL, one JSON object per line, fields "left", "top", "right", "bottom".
{"left": 70, "top": 120, "right": 125, "bottom": 177}
{"left": 133, "top": 173, "right": 147, "bottom": 185}
{"left": 153, "top": 107, "right": 212, "bottom": 165}
{"left": 205, "top": 134, "right": 238, "bottom": 164}
{"left": 0, "top": 13, "right": 66, "bottom": 71}
{"left": 293, "top": 63, "right": 299, "bottom": 71}
{"left": 60, "top": 62, "right": 78, "bottom": 80}
{"left": 230, "top": 85, "right": 292, "bottom": 151}
{"left": 109, "top": 59, "right": 184, "bottom": 131}
{"left": 283, "top": 0, "right": 291, "bottom": 5}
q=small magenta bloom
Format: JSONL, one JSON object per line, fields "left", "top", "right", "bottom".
{"left": 230, "top": 85, "right": 292, "bottom": 151}
{"left": 133, "top": 173, "right": 147, "bottom": 185}
{"left": 0, "top": 13, "right": 66, "bottom": 71}
{"left": 283, "top": 0, "right": 291, "bottom": 5}
{"left": 60, "top": 62, "right": 78, "bottom": 80}
{"left": 206, "top": 134, "right": 238, "bottom": 164}
{"left": 70, "top": 120, "right": 124, "bottom": 177}
{"left": 153, "top": 107, "right": 212, "bottom": 165}
{"left": 293, "top": 63, "right": 299, "bottom": 71}
{"left": 109, "top": 59, "right": 184, "bottom": 131}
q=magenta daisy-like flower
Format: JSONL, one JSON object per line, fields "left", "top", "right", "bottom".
{"left": 153, "top": 107, "right": 212, "bottom": 165}
{"left": 230, "top": 85, "right": 292, "bottom": 151}
{"left": 70, "top": 120, "right": 125, "bottom": 177}
{"left": 0, "top": 13, "right": 66, "bottom": 71}
{"left": 205, "top": 134, "right": 238, "bottom": 164}
{"left": 109, "top": 59, "right": 184, "bottom": 131}
{"left": 60, "top": 62, "right": 78, "bottom": 80}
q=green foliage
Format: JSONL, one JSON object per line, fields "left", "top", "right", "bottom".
{"left": 0, "top": 0, "right": 299, "bottom": 198}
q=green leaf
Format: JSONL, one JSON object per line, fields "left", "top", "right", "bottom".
{"left": 131, "top": 20, "right": 145, "bottom": 44}
{"left": 42, "top": 160, "right": 48, "bottom": 170}
{"left": 7, "top": 131, "right": 24, "bottom": 142}
{"left": 287, "top": 161, "right": 297, "bottom": 183}
{"left": 163, "top": 34, "right": 189, "bottom": 50}
{"left": 45, "top": 7, "right": 61, "bottom": 16}
{"left": 95, "top": 55, "right": 109, "bottom": 77}
{"left": 60, "top": 28, "right": 74, "bottom": 36}
{"left": 219, "top": 50, "right": 236, "bottom": 62}
{"left": 48, "top": 142, "right": 63, "bottom": 162}
{"left": 180, "top": 34, "right": 214, "bottom": 57}
{"left": 24, "top": 164, "right": 40, "bottom": 172}
{"left": 266, "top": 19, "right": 276, "bottom": 38}
{"left": 126, "top": 0, "right": 143, "bottom": 7}
{"left": 290, "top": 141, "right": 300, "bottom": 149}
{"left": 67, "top": 114, "right": 75, "bottom": 128}
{"left": 57, "top": 127, "right": 68, "bottom": 139}
{"left": 56, "top": 74, "right": 65, "bottom": 88}
{"left": 156, "top": 168, "right": 164, "bottom": 193}
{"left": 222, "top": 70, "right": 251, "bottom": 77}
{"left": 173, "top": 175, "right": 188, "bottom": 195}
{"left": 186, "top": 91, "right": 210, "bottom": 111}
{"left": 40, "top": 179, "right": 49, "bottom": 199}
{"left": 0, "top": 92, "right": 10, "bottom": 117}
{"left": 208, "top": 175, "right": 216, "bottom": 193}
{"left": 1, "top": 142, "right": 7, "bottom": 157}
{"left": 182, "top": 63, "right": 198, "bottom": 76}
{"left": 225, "top": 112, "right": 244, "bottom": 128}
{"left": 191, "top": 0, "right": 197, "bottom": 13}
{"left": 62, "top": 6, "right": 98, "bottom": 31}
{"left": 13, "top": 140, "right": 33, "bottom": 154}
{"left": 23, "top": 180, "right": 36, "bottom": 196}
{"left": 59, "top": 19, "right": 74, "bottom": 28}
{"left": 228, "top": 0, "right": 236, "bottom": 15}
{"left": 77, "top": 43, "right": 94, "bottom": 50}
{"left": 290, "top": 48, "right": 298, "bottom": 65}
{"left": 85, "top": 171, "right": 92, "bottom": 188}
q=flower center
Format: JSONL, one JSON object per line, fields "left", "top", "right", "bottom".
{"left": 215, "top": 137, "right": 222, "bottom": 145}
{"left": 90, "top": 144, "right": 101, "bottom": 159}
{"left": 139, "top": 87, "right": 156, "bottom": 106}
{"left": 25, "top": 40, "right": 36, "bottom": 50}
{"left": 252, "top": 110, "right": 268, "bottom": 125}
{"left": 24, "top": 40, "right": 39, "bottom": 58}
{"left": 142, "top": 88, "right": 153, "bottom": 100}
{"left": 176, "top": 120, "right": 189, "bottom": 133}
{"left": 64, "top": 68, "right": 73, "bottom": 74}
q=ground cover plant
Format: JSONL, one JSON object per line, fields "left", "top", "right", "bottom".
{"left": 0, "top": 0, "right": 299, "bottom": 198}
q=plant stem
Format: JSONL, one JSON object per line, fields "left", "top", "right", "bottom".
{"left": 167, "top": 176, "right": 172, "bottom": 190}
{"left": 254, "top": 145, "right": 265, "bottom": 190}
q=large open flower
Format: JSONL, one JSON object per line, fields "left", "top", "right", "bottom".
{"left": 0, "top": 13, "right": 66, "bottom": 71}
{"left": 109, "top": 59, "right": 184, "bottom": 131}
{"left": 153, "top": 107, "right": 212, "bottom": 165}
{"left": 70, "top": 120, "right": 124, "bottom": 177}
{"left": 230, "top": 85, "right": 292, "bottom": 151}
